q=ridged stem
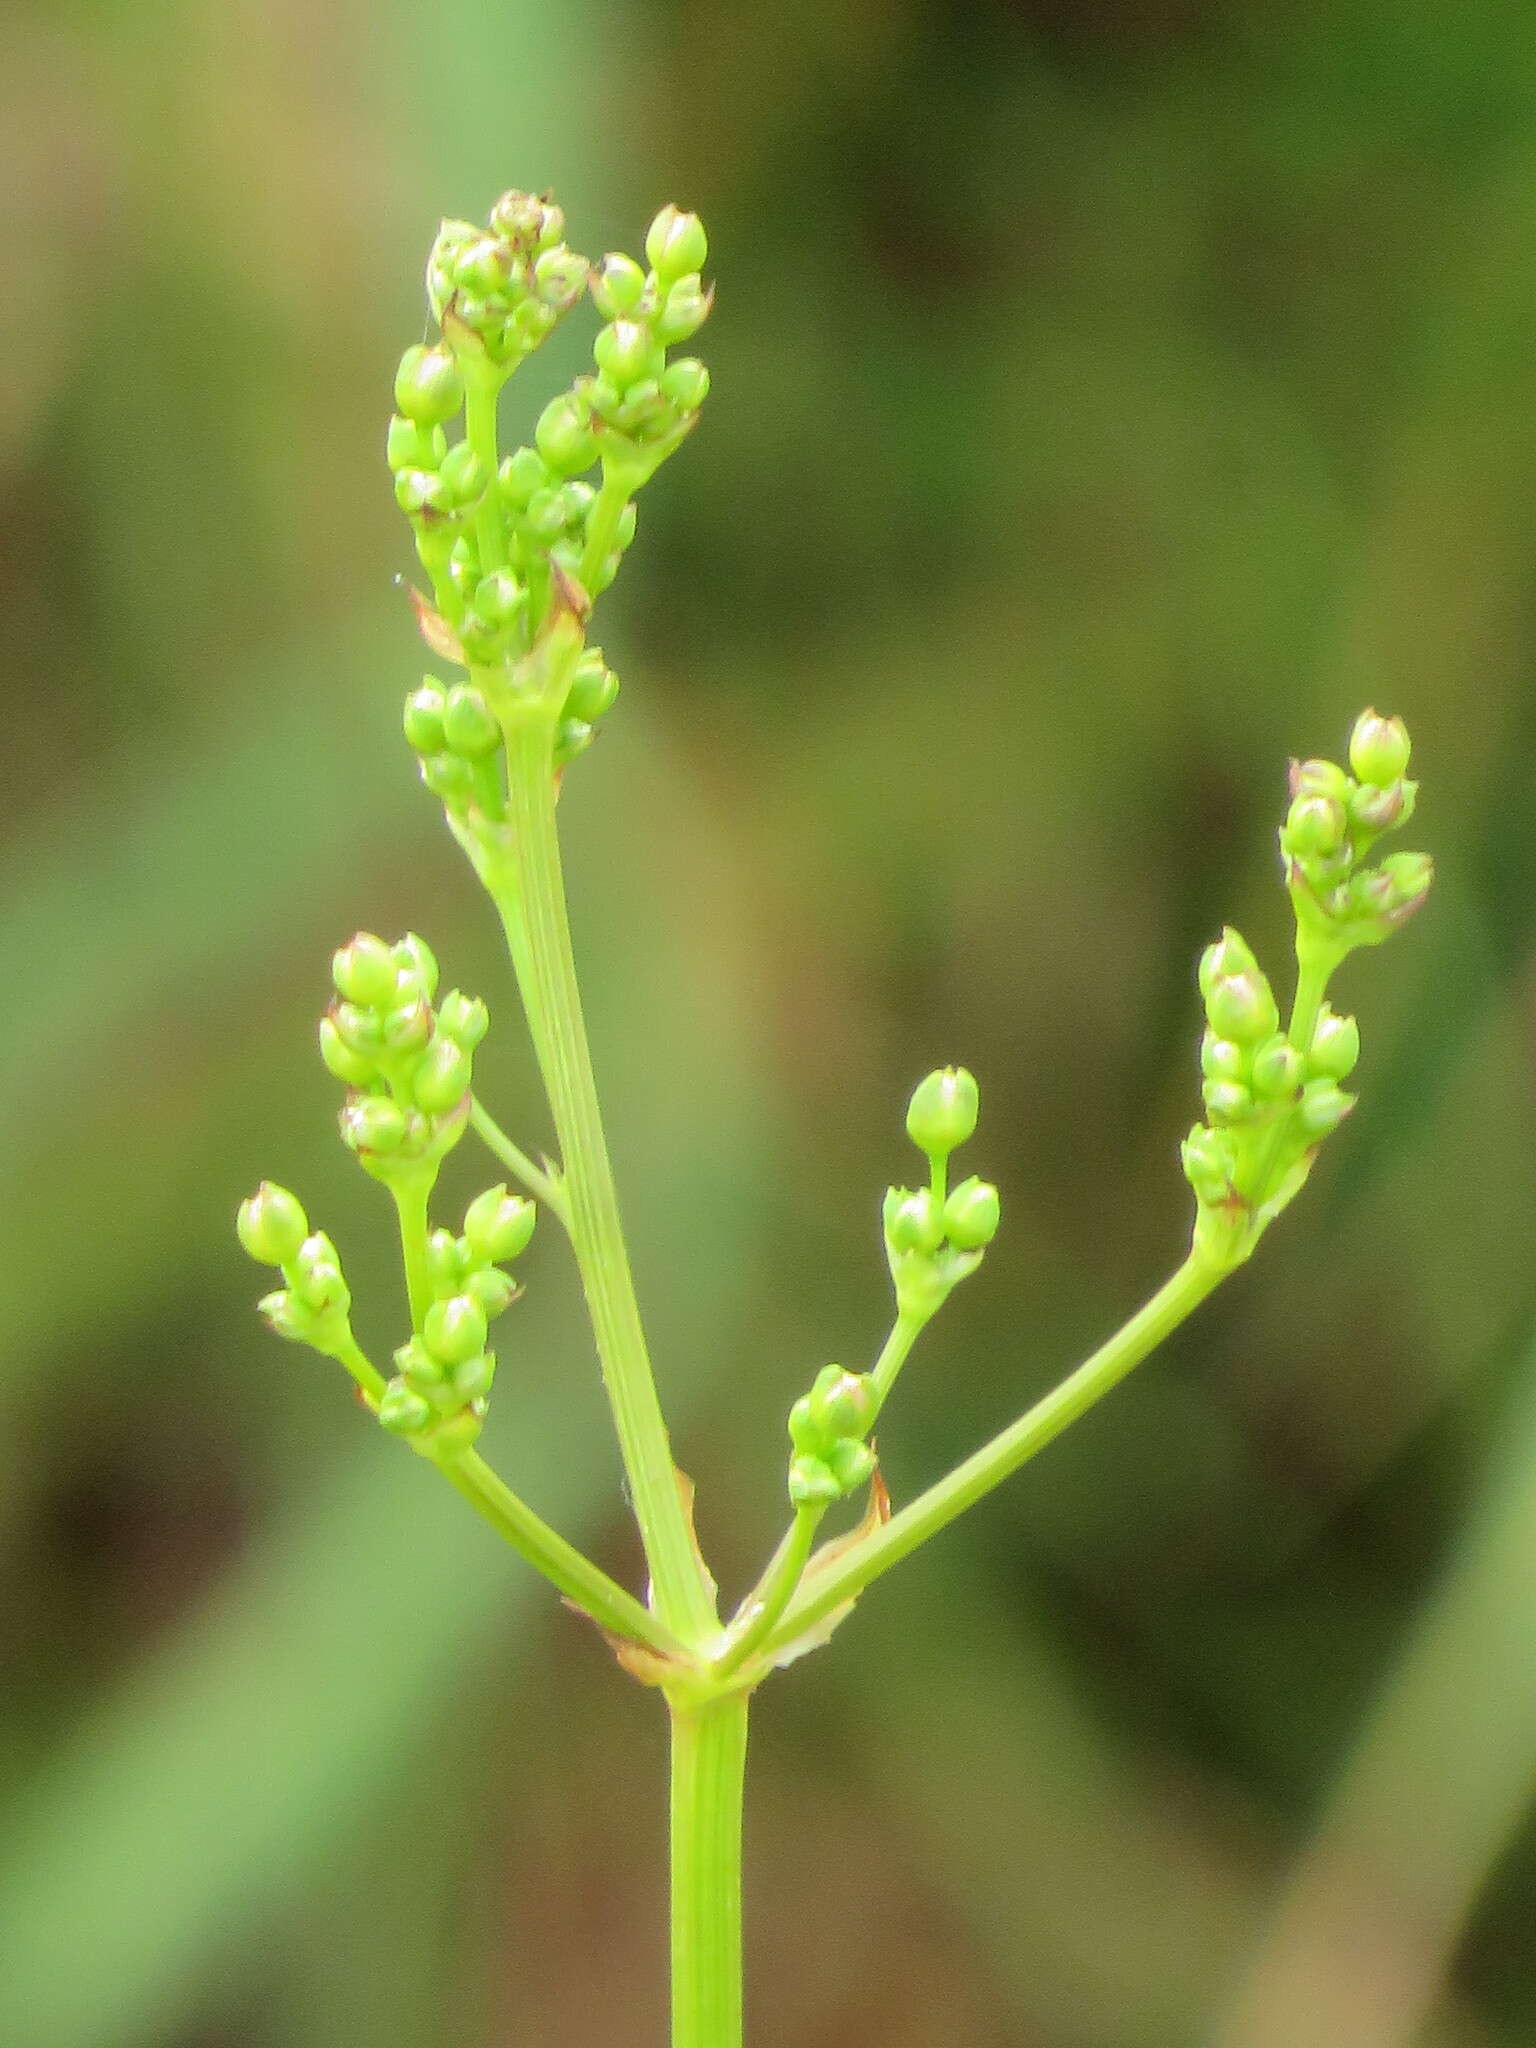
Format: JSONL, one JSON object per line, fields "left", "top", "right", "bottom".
{"left": 669, "top": 1690, "right": 749, "bottom": 2048}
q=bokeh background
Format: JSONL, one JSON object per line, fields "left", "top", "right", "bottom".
{"left": 4, "top": 0, "right": 1536, "bottom": 2042}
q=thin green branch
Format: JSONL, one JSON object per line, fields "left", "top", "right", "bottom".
{"left": 759, "top": 1253, "right": 1224, "bottom": 1656}
{"left": 469, "top": 1096, "right": 572, "bottom": 1227}
{"left": 712, "top": 1503, "right": 824, "bottom": 1680}
{"left": 434, "top": 1446, "right": 688, "bottom": 1657}
{"left": 491, "top": 702, "right": 718, "bottom": 1643}
{"left": 388, "top": 1170, "right": 435, "bottom": 1332}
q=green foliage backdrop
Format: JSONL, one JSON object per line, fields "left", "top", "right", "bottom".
{"left": 4, "top": 1, "right": 1535, "bottom": 2041}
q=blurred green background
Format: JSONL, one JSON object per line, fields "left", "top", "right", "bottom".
{"left": 4, "top": 0, "right": 1536, "bottom": 2042}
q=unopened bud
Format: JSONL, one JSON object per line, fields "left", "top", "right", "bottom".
{"left": 645, "top": 204, "right": 708, "bottom": 283}
{"left": 424, "top": 1294, "right": 489, "bottom": 1367}
{"left": 394, "top": 345, "right": 463, "bottom": 426}
{"left": 905, "top": 1067, "right": 979, "bottom": 1156}
{"left": 1249, "top": 1035, "right": 1303, "bottom": 1100}
{"left": 1205, "top": 970, "right": 1280, "bottom": 1045}
{"left": 1348, "top": 709, "right": 1411, "bottom": 788}
{"left": 332, "top": 933, "right": 398, "bottom": 1009}
{"left": 943, "top": 1176, "right": 1000, "bottom": 1250}
{"left": 237, "top": 1182, "right": 310, "bottom": 1266}
{"left": 591, "top": 252, "right": 648, "bottom": 319}
{"left": 883, "top": 1185, "right": 945, "bottom": 1255}
{"left": 463, "top": 1185, "right": 537, "bottom": 1263}
{"left": 1309, "top": 1008, "right": 1360, "bottom": 1081}
{"left": 412, "top": 1036, "right": 472, "bottom": 1114}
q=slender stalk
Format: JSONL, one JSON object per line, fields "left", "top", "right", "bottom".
{"left": 493, "top": 705, "right": 717, "bottom": 1641}
{"left": 713, "top": 1503, "right": 824, "bottom": 1680}
{"left": 669, "top": 1690, "right": 750, "bottom": 2048}
{"left": 464, "top": 372, "right": 507, "bottom": 572}
{"left": 330, "top": 1334, "right": 389, "bottom": 1408}
{"left": 870, "top": 1308, "right": 928, "bottom": 1410}
{"left": 578, "top": 464, "right": 634, "bottom": 594}
{"left": 434, "top": 1448, "right": 688, "bottom": 1657}
{"left": 469, "top": 1096, "right": 572, "bottom": 1228}
{"left": 759, "top": 1252, "right": 1223, "bottom": 1655}
{"left": 389, "top": 1170, "right": 435, "bottom": 1331}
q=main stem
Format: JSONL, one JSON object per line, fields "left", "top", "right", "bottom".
{"left": 669, "top": 1690, "right": 749, "bottom": 2048}
{"left": 496, "top": 706, "right": 717, "bottom": 1642}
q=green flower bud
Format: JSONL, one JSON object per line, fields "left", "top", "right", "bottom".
{"left": 523, "top": 486, "right": 569, "bottom": 542}
{"left": 318, "top": 1014, "right": 378, "bottom": 1088}
{"left": 1249, "top": 1035, "right": 1303, "bottom": 1100}
{"left": 489, "top": 189, "right": 549, "bottom": 247}
{"left": 1348, "top": 780, "right": 1406, "bottom": 837}
{"left": 424, "top": 1293, "right": 488, "bottom": 1367}
{"left": 645, "top": 204, "right": 708, "bottom": 282}
{"left": 331, "top": 1000, "right": 384, "bottom": 1055}
{"left": 437, "top": 990, "right": 489, "bottom": 1049}
{"left": 403, "top": 682, "right": 447, "bottom": 756}
{"left": 442, "top": 683, "right": 501, "bottom": 758}
{"left": 788, "top": 1453, "right": 841, "bottom": 1506}
{"left": 394, "top": 467, "right": 447, "bottom": 518}
{"left": 535, "top": 391, "right": 598, "bottom": 475}
{"left": 237, "top": 1182, "right": 310, "bottom": 1266}
{"left": 499, "top": 446, "right": 553, "bottom": 507}
{"left": 593, "top": 319, "right": 665, "bottom": 389}
{"left": 455, "top": 233, "right": 514, "bottom": 296}
{"left": 806, "top": 1365, "right": 876, "bottom": 1441}
{"left": 554, "top": 717, "right": 595, "bottom": 767}
{"left": 394, "top": 344, "right": 463, "bottom": 426}
{"left": 427, "top": 1228, "right": 466, "bottom": 1291}
{"left": 1197, "top": 927, "right": 1261, "bottom": 1002}
{"left": 294, "top": 1234, "right": 350, "bottom": 1315}
{"left": 660, "top": 357, "right": 710, "bottom": 412}
{"left": 378, "top": 1382, "right": 433, "bottom": 1434}
{"left": 332, "top": 932, "right": 398, "bottom": 1009}
{"left": 1283, "top": 793, "right": 1348, "bottom": 859}
{"left": 786, "top": 1394, "right": 820, "bottom": 1455}
{"left": 1199, "top": 1033, "right": 1246, "bottom": 1082}
{"left": 1180, "top": 1123, "right": 1236, "bottom": 1205}
{"left": 464, "top": 1185, "right": 537, "bottom": 1263}
{"left": 412, "top": 1036, "right": 472, "bottom": 1114}
{"left": 386, "top": 414, "right": 441, "bottom": 474}
{"left": 1377, "top": 850, "right": 1433, "bottom": 922}
{"left": 943, "top": 1176, "right": 1001, "bottom": 1250}
{"left": 438, "top": 441, "right": 488, "bottom": 509}
{"left": 1202, "top": 1077, "right": 1255, "bottom": 1125}
{"left": 473, "top": 568, "right": 524, "bottom": 628}
{"left": 533, "top": 245, "right": 587, "bottom": 310}
{"left": 397, "top": 1337, "right": 444, "bottom": 1391}
{"left": 1348, "top": 709, "right": 1411, "bottom": 788}
{"left": 564, "top": 651, "right": 620, "bottom": 723}
{"left": 883, "top": 1185, "right": 945, "bottom": 1255}
{"left": 394, "top": 934, "right": 439, "bottom": 1001}
{"left": 448, "top": 1351, "right": 495, "bottom": 1403}
{"left": 1298, "top": 1079, "right": 1354, "bottom": 1138}
{"left": 591, "top": 253, "right": 648, "bottom": 319}
{"left": 905, "top": 1067, "right": 979, "bottom": 1156}
{"left": 1309, "top": 1008, "right": 1360, "bottom": 1081}
{"left": 341, "top": 1096, "right": 407, "bottom": 1155}
{"left": 1205, "top": 970, "right": 1280, "bottom": 1046}
{"left": 257, "top": 1289, "right": 307, "bottom": 1343}
{"left": 466, "top": 1267, "right": 518, "bottom": 1318}
{"left": 827, "top": 1439, "right": 876, "bottom": 1494}
{"left": 1289, "top": 757, "right": 1350, "bottom": 804}
{"left": 380, "top": 998, "right": 433, "bottom": 1055}
{"left": 653, "top": 276, "right": 712, "bottom": 347}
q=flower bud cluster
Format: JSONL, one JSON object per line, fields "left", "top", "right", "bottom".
{"left": 1279, "top": 711, "right": 1432, "bottom": 951}
{"left": 321, "top": 932, "right": 486, "bottom": 1179}
{"left": 237, "top": 1183, "right": 358, "bottom": 1362}
{"left": 390, "top": 195, "right": 710, "bottom": 672}
{"left": 1181, "top": 924, "right": 1364, "bottom": 1217}
{"left": 786, "top": 1364, "right": 878, "bottom": 1505}
{"left": 426, "top": 194, "right": 588, "bottom": 370}
{"left": 375, "top": 1183, "right": 537, "bottom": 1454}
{"left": 884, "top": 1068, "right": 1000, "bottom": 1320}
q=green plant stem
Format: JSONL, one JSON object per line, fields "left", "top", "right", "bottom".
{"left": 491, "top": 704, "right": 717, "bottom": 1642}
{"left": 329, "top": 1334, "right": 389, "bottom": 1408}
{"left": 870, "top": 1308, "right": 928, "bottom": 1410}
{"left": 433, "top": 1447, "right": 688, "bottom": 1657}
{"left": 578, "top": 465, "right": 634, "bottom": 594}
{"left": 1244, "top": 932, "right": 1343, "bottom": 1210}
{"left": 464, "top": 372, "right": 507, "bottom": 572}
{"left": 759, "top": 1252, "right": 1223, "bottom": 1656}
{"left": 389, "top": 1170, "right": 435, "bottom": 1331}
{"left": 713, "top": 1503, "right": 824, "bottom": 1680}
{"left": 469, "top": 1096, "right": 572, "bottom": 1227}
{"left": 668, "top": 1689, "right": 750, "bottom": 2048}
